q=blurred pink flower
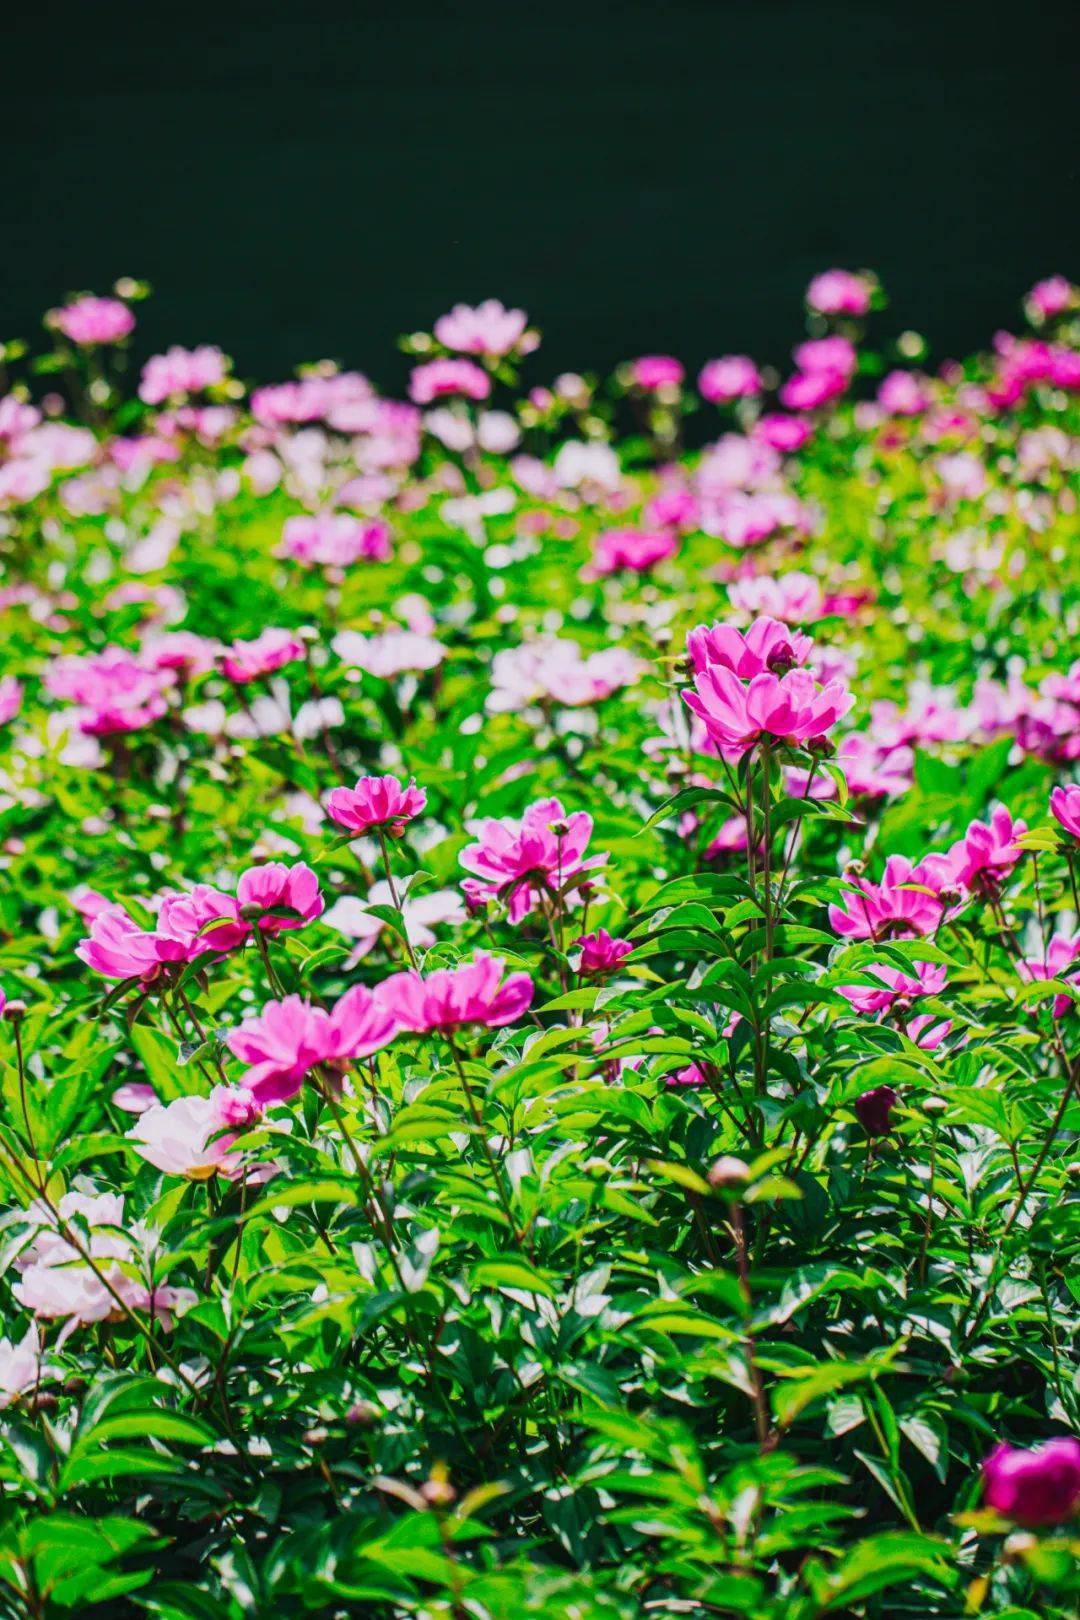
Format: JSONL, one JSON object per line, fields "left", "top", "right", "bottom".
{"left": 806, "top": 269, "right": 873, "bottom": 317}
{"left": 488, "top": 639, "right": 641, "bottom": 712}
{"left": 629, "top": 355, "right": 684, "bottom": 390}
{"left": 377, "top": 953, "right": 533, "bottom": 1033}
{"left": 1050, "top": 784, "right": 1080, "bottom": 840}
{"left": 794, "top": 335, "right": 857, "bottom": 378}
{"left": 279, "top": 513, "right": 392, "bottom": 567}
{"left": 752, "top": 413, "right": 812, "bottom": 453}
{"left": 0, "top": 677, "right": 22, "bottom": 726}
{"left": 698, "top": 355, "right": 762, "bottom": 404}
{"left": 221, "top": 628, "right": 305, "bottom": 684}
{"left": 139, "top": 345, "right": 228, "bottom": 404}
{"left": 587, "top": 527, "right": 679, "bottom": 577}
{"left": 323, "top": 882, "right": 465, "bottom": 964}
{"left": 878, "top": 371, "right": 931, "bottom": 416}
{"left": 728, "top": 571, "right": 825, "bottom": 624}
{"left": 410, "top": 359, "right": 491, "bottom": 405}
{"left": 55, "top": 296, "right": 134, "bottom": 346}
{"left": 1025, "top": 276, "right": 1075, "bottom": 324}
{"left": 983, "top": 1438, "right": 1080, "bottom": 1526}
{"left": 434, "top": 299, "right": 531, "bottom": 357}
{"left": 779, "top": 369, "right": 848, "bottom": 411}
{"left": 326, "top": 774, "right": 427, "bottom": 837}
{"left": 938, "top": 806, "right": 1027, "bottom": 894}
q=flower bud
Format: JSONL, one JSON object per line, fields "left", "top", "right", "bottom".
{"left": 3, "top": 999, "right": 27, "bottom": 1023}
{"left": 708, "top": 1155, "right": 750, "bottom": 1191}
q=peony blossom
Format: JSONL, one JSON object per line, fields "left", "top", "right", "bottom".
{"left": 332, "top": 627, "right": 445, "bottom": 678}
{"left": 688, "top": 615, "right": 814, "bottom": 680}
{"left": 1024, "top": 276, "right": 1075, "bottom": 324}
{"left": 841, "top": 959, "right": 947, "bottom": 1015}
{"left": 460, "top": 796, "right": 604, "bottom": 923}
{"left": 982, "top": 1438, "right": 1080, "bottom": 1526}
{"left": 0, "top": 1324, "right": 52, "bottom": 1408}
{"left": 828, "top": 855, "right": 949, "bottom": 941}
{"left": 323, "top": 882, "right": 465, "bottom": 965}
{"left": 1020, "top": 934, "right": 1080, "bottom": 1019}
{"left": 794, "top": 335, "right": 858, "bottom": 378}
{"left": 753, "top": 413, "right": 812, "bottom": 453}
{"left": 226, "top": 985, "right": 397, "bottom": 1103}
{"left": 55, "top": 296, "right": 134, "bottom": 346}
{"left": 878, "top": 370, "right": 930, "bottom": 416}
{"left": 44, "top": 646, "right": 173, "bottom": 736}
{"left": 628, "top": 355, "right": 684, "bottom": 390}
{"left": 836, "top": 733, "right": 914, "bottom": 800}
{"left": 76, "top": 903, "right": 188, "bottom": 982}
{"left": 377, "top": 953, "right": 533, "bottom": 1033}
{"left": 936, "top": 806, "right": 1027, "bottom": 894}
{"left": 236, "top": 861, "right": 324, "bottom": 935}
{"left": 221, "top": 628, "right": 305, "bottom": 684}
{"left": 0, "top": 677, "right": 23, "bottom": 726}
{"left": 698, "top": 355, "right": 762, "bottom": 404}
{"left": 325, "top": 774, "right": 427, "bottom": 838}
{"left": 434, "top": 299, "right": 531, "bottom": 358}
{"left": 853, "top": 1085, "right": 899, "bottom": 1137}
{"left": 728, "top": 571, "right": 825, "bottom": 624}
{"left": 587, "top": 527, "right": 679, "bottom": 578}
{"left": 779, "top": 368, "right": 849, "bottom": 411}
{"left": 1050, "top": 783, "right": 1080, "bottom": 840}
{"left": 410, "top": 358, "right": 491, "bottom": 405}
{"left": 683, "top": 664, "right": 851, "bottom": 756}
{"left": 575, "top": 929, "right": 634, "bottom": 975}
{"left": 127, "top": 1087, "right": 260, "bottom": 1178}
{"left": 279, "top": 513, "right": 392, "bottom": 567}
{"left": 806, "top": 269, "right": 873, "bottom": 317}
{"left": 139, "top": 345, "right": 228, "bottom": 404}
{"left": 487, "top": 639, "right": 641, "bottom": 712}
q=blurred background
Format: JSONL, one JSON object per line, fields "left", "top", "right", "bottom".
{"left": 6, "top": 0, "right": 1080, "bottom": 390}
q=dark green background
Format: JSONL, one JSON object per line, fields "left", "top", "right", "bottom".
{"left": 6, "top": 1, "right": 1079, "bottom": 390}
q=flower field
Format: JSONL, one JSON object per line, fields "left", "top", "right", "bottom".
{"left": 0, "top": 271, "right": 1078, "bottom": 1617}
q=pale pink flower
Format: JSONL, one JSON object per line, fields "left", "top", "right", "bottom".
{"left": 698, "top": 355, "right": 762, "bottom": 403}
{"left": 0, "top": 677, "right": 22, "bottom": 726}
{"left": 434, "top": 299, "right": 532, "bottom": 357}
{"left": 794, "top": 336, "right": 858, "bottom": 377}
{"left": 0, "top": 1324, "right": 52, "bottom": 1408}
{"left": 1025, "top": 275, "right": 1075, "bottom": 324}
{"left": 460, "top": 796, "right": 604, "bottom": 922}
{"left": 376, "top": 953, "right": 533, "bottom": 1033}
{"left": 688, "top": 616, "right": 814, "bottom": 679}
{"left": 221, "top": 628, "right": 305, "bottom": 684}
{"left": 587, "top": 527, "right": 679, "bottom": 577}
{"left": 279, "top": 513, "right": 392, "bottom": 567}
{"left": 323, "top": 883, "right": 466, "bottom": 965}
{"left": 836, "top": 733, "right": 914, "bottom": 799}
{"left": 140, "top": 630, "right": 221, "bottom": 676}
{"left": 139, "top": 345, "right": 228, "bottom": 404}
{"left": 111, "top": 1081, "right": 158, "bottom": 1114}
{"left": 879, "top": 370, "right": 931, "bottom": 415}
{"left": 55, "top": 296, "right": 134, "bottom": 346}
{"left": 325, "top": 774, "right": 427, "bottom": 838}
{"left": 251, "top": 371, "right": 372, "bottom": 427}
{"left": 629, "top": 355, "right": 684, "bottom": 390}
{"left": 487, "top": 639, "right": 642, "bottom": 712}
{"left": 410, "top": 358, "right": 491, "bottom": 405}
{"left": 728, "top": 571, "right": 825, "bottom": 624}
{"left": 828, "top": 855, "right": 948, "bottom": 941}
{"left": 1050, "top": 784, "right": 1080, "bottom": 840}
{"left": 0, "top": 394, "right": 41, "bottom": 442}
{"left": 575, "top": 929, "right": 634, "bottom": 974}
{"left": 1020, "top": 934, "right": 1080, "bottom": 1018}
{"left": 806, "top": 269, "right": 873, "bottom": 316}
{"left": 936, "top": 452, "right": 988, "bottom": 502}
{"left": 127, "top": 1087, "right": 258, "bottom": 1179}
{"left": 332, "top": 628, "right": 445, "bottom": 678}
{"left": 236, "top": 861, "right": 324, "bottom": 935}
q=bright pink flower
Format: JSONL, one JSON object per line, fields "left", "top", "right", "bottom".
{"left": 139, "top": 345, "right": 228, "bottom": 405}
{"left": 0, "top": 677, "right": 22, "bottom": 726}
{"left": 828, "top": 855, "right": 947, "bottom": 941}
{"left": 983, "top": 1438, "right": 1080, "bottom": 1526}
{"left": 575, "top": 929, "right": 634, "bottom": 975}
{"left": 1020, "top": 934, "right": 1080, "bottom": 1019}
{"left": 940, "top": 806, "right": 1027, "bottom": 894}
{"left": 325, "top": 774, "right": 427, "bottom": 838}
{"left": 588, "top": 527, "right": 679, "bottom": 577}
{"left": 1051, "top": 784, "right": 1080, "bottom": 840}
{"left": 629, "top": 355, "right": 684, "bottom": 390}
{"left": 840, "top": 959, "right": 947, "bottom": 1015}
{"left": 45, "top": 647, "right": 173, "bottom": 736}
{"left": 794, "top": 336, "right": 857, "bottom": 378}
{"left": 76, "top": 904, "right": 188, "bottom": 982}
{"left": 752, "top": 413, "right": 812, "bottom": 453}
{"left": 698, "top": 355, "right": 763, "bottom": 404}
{"left": 1025, "top": 276, "right": 1075, "bottom": 324}
{"left": 226, "top": 985, "right": 397, "bottom": 1103}
{"left": 70, "top": 886, "right": 113, "bottom": 923}
{"left": 409, "top": 359, "right": 491, "bottom": 405}
{"left": 434, "top": 299, "right": 531, "bottom": 357}
{"left": 55, "top": 296, "right": 134, "bottom": 346}
{"left": 236, "top": 862, "right": 324, "bottom": 935}
{"left": 779, "top": 369, "right": 848, "bottom": 411}
{"left": 460, "top": 796, "right": 603, "bottom": 923}
{"left": 684, "top": 664, "right": 851, "bottom": 755}
{"left": 642, "top": 484, "right": 699, "bottom": 530}
{"left": 687, "top": 616, "right": 814, "bottom": 679}
{"left": 221, "top": 628, "right": 305, "bottom": 684}
{"left": 279, "top": 513, "right": 392, "bottom": 567}
{"left": 806, "top": 269, "right": 873, "bottom": 317}
{"left": 376, "top": 953, "right": 533, "bottom": 1033}
{"left": 155, "top": 884, "right": 246, "bottom": 956}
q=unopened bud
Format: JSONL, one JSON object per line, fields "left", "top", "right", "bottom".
{"left": 420, "top": 1472, "right": 456, "bottom": 1508}
{"left": 346, "top": 1400, "right": 379, "bottom": 1427}
{"left": 708, "top": 1155, "right": 750, "bottom": 1191}
{"left": 4, "top": 1000, "right": 27, "bottom": 1023}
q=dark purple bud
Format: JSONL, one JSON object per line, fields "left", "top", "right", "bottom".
{"left": 853, "top": 1084, "right": 899, "bottom": 1137}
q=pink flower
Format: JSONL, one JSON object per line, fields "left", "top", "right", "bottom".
{"left": 0, "top": 677, "right": 22, "bottom": 726}
{"left": 684, "top": 665, "right": 851, "bottom": 756}
{"left": 155, "top": 884, "right": 246, "bottom": 956}
{"left": 1020, "top": 934, "right": 1080, "bottom": 1019}
{"left": 376, "top": 953, "right": 533, "bottom": 1033}
{"left": 806, "top": 269, "right": 873, "bottom": 317}
{"left": 1025, "top": 276, "right": 1075, "bottom": 324}
{"left": 323, "top": 882, "right": 465, "bottom": 965}
{"left": 76, "top": 904, "right": 187, "bottom": 982}
{"left": 221, "top": 628, "right": 305, "bottom": 684}
{"left": 629, "top": 355, "right": 684, "bottom": 390}
{"left": 434, "top": 299, "right": 531, "bottom": 357}
{"left": 841, "top": 959, "right": 947, "bottom": 1015}
{"left": 140, "top": 630, "right": 221, "bottom": 676}
{"left": 728, "top": 572, "right": 825, "bottom": 624}
{"left": 236, "top": 862, "right": 324, "bottom": 935}
{"left": 139, "top": 345, "right": 228, "bottom": 405}
{"left": 227, "top": 986, "right": 397, "bottom": 1103}
{"left": 828, "top": 854, "right": 948, "bottom": 941}
{"left": 0, "top": 1324, "right": 51, "bottom": 1408}
{"left": 1051, "top": 784, "right": 1080, "bottom": 840}
{"left": 460, "top": 796, "right": 604, "bottom": 923}
{"left": 251, "top": 371, "right": 372, "bottom": 427}
{"left": 940, "top": 806, "right": 1027, "bottom": 894}
{"left": 45, "top": 647, "right": 173, "bottom": 736}
{"left": 409, "top": 359, "right": 491, "bottom": 405}
{"left": 279, "top": 513, "right": 392, "bottom": 567}
{"left": 54, "top": 296, "right": 134, "bottom": 346}
{"left": 982, "top": 1438, "right": 1080, "bottom": 1526}
{"left": 793, "top": 336, "right": 858, "bottom": 378}
{"left": 587, "top": 527, "right": 679, "bottom": 577}
{"left": 487, "top": 639, "right": 642, "bottom": 712}
{"left": 698, "top": 355, "right": 762, "bottom": 404}
{"left": 575, "top": 929, "right": 634, "bottom": 975}
{"left": 111, "top": 1082, "right": 157, "bottom": 1114}
{"left": 752, "top": 413, "right": 812, "bottom": 453}
{"left": 642, "top": 484, "right": 699, "bottom": 530}
{"left": 779, "top": 369, "right": 848, "bottom": 411}
{"left": 878, "top": 370, "right": 931, "bottom": 416}
{"left": 126, "top": 1087, "right": 257, "bottom": 1179}
{"left": 836, "top": 733, "right": 913, "bottom": 800}
{"left": 325, "top": 774, "right": 427, "bottom": 838}
{"left": 688, "top": 616, "right": 814, "bottom": 679}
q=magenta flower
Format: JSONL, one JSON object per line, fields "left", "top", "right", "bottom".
{"left": 982, "top": 1438, "right": 1080, "bottom": 1526}
{"left": 279, "top": 513, "right": 392, "bottom": 568}
{"left": 1025, "top": 275, "right": 1075, "bottom": 324}
{"left": 793, "top": 335, "right": 858, "bottom": 378}
{"left": 1050, "top": 784, "right": 1080, "bottom": 840}
{"left": 841, "top": 959, "right": 947, "bottom": 1016}
{"left": 76, "top": 905, "right": 187, "bottom": 983}
{"left": 1020, "top": 934, "right": 1080, "bottom": 1019}
{"left": 683, "top": 664, "right": 851, "bottom": 756}
{"left": 155, "top": 884, "right": 246, "bottom": 957}
{"left": 54, "top": 296, "right": 134, "bottom": 346}
{"left": 460, "top": 796, "right": 603, "bottom": 923}
{"left": 779, "top": 369, "right": 849, "bottom": 411}
{"left": 588, "top": 527, "right": 679, "bottom": 578}
{"left": 433, "top": 299, "right": 531, "bottom": 358}
{"left": 325, "top": 774, "right": 427, "bottom": 838}
{"left": 698, "top": 355, "right": 762, "bottom": 404}
{"left": 853, "top": 1085, "right": 899, "bottom": 1137}
{"left": 836, "top": 734, "right": 914, "bottom": 800}
{"left": 226, "top": 985, "right": 397, "bottom": 1104}
{"left": 236, "top": 862, "right": 324, "bottom": 935}
{"left": 409, "top": 358, "right": 491, "bottom": 405}
{"left": 376, "top": 953, "right": 533, "bottom": 1033}
{"left": 221, "top": 628, "right": 305, "bottom": 684}
{"left": 939, "top": 806, "right": 1027, "bottom": 894}
{"left": 828, "top": 855, "right": 947, "bottom": 942}
{"left": 806, "top": 268, "right": 873, "bottom": 317}
{"left": 139, "top": 345, "right": 228, "bottom": 405}
{"left": 629, "top": 355, "right": 684, "bottom": 391}
{"left": 688, "top": 616, "right": 814, "bottom": 680}
{"left": 575, "top": 929, "right": 634, "bottom": 975}
{"left": 45, "top": 647, "right": 173, "bottom": 736}
{"left": 752, "top": 413, "right": 812, "bottom": 453}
